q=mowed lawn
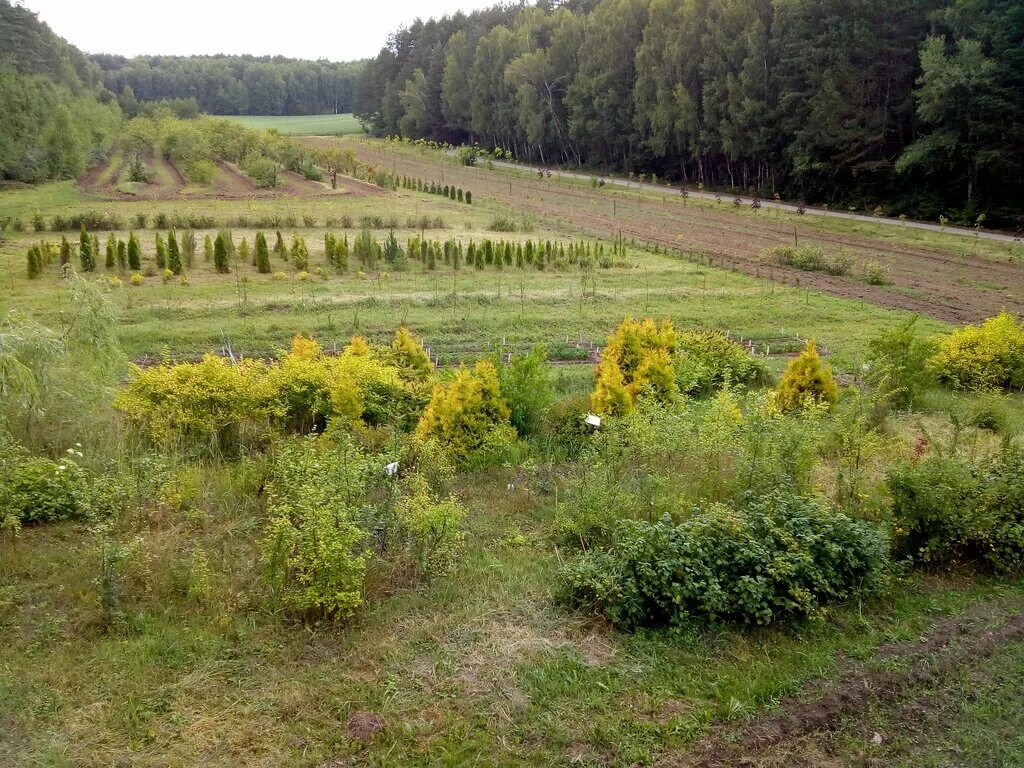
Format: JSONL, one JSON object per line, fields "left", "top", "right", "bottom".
{"left": 218, "top": 113, "right": 364, "bottom": 135}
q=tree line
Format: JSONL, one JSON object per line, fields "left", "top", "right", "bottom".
{"left": 91, "top": 54, "right": 365, "bottom": 117}
{"left": 354, "top": 0, "right": 1024, "bottom": 225}
{"left": 0, "top": 0, "right": 120, "bottom": 182}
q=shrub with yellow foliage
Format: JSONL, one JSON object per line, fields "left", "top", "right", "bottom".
{"left": 415, "top": 360, "right": 514, "bottom": 461}
{"left": 114, "top": 355, "right": 270, "bottom": 452}
{"left": 928, "top": 311, "right": 1024, "bottom": 391}
{"left": 591, "top": 317, "right": 677, "bottom": 415}
{"left": 390, "top": 326, "right": 434, "bottom": 380}
{"left": 775, "top": 340, "right": 838, "bottom": 413}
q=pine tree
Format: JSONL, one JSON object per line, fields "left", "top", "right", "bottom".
{"left": 59, "top": 236, "right": 71, "bottom": 268}
{"left": 239, "top": 238, "right": 250, "bottom": 268}
{"left": 92, "top": 233, "right": 100, "bottom": 265}
{"left": 274, "top": 230, "right": 285, "bottom": 257}
{"left": 255, "top": 231, "right": 271, "bottom": 273}
{"left": 154, "top": 233, "right": 166, "bottom": 269}
{"left": 105, "top": 234, "right": 116, "bottom": 269}
{"left": 182, "top": 230, "right": 196, "bottom": 268}
{"left": 117, "top": 240, "right": 128, "bottom": 272}
{"left": 391, "top": 326, "right": 434, "bottom": 380}
{"left": 26, "top": 245, "right": 41, "bottom": 279}
{"left": 214, "top": 231, "right": 230, "bottom": 273}
{"left": 79, "top": 226, "right": 95, "bottom": 272}
{"left": 465, "top": 191, "right": 472, "bottom": 205}
{"left": 203, "top": 234, "right": 214, "bottom": 262}
{"left": 127, "top": 232, "right": 141, "bottom": 270}
{"left": 167, "top": 230, "right": 182, "bottom": 274}
{"left": 290, "top": 235, "right": 309, "bottom": 271}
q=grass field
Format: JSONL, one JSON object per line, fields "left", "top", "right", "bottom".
{"left": 2, "top": 155, "right": 1023, "bottom": 767}
{"left": 218, "top": 113, "right": 364, "bottom": 135}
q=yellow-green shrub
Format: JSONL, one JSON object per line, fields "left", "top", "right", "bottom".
{"left": 330, "top": 353, "right": 415, "bottom": 428}
{"left": 928, "top": 312, "right": 1024, "bottom": 391}
{"left": 263, "top": 435, "right": 372, "bottom": 617}
{"left": 390, "top": 326, "right": 433, "bottom": 380}
{"left": 264, "top": 336, "right": 335, "bottom": 433}
{"left": 775, "top": 340, "right": 838, "bottom": 413}
{"left": 114, "top": 355, "right": 270, "bottom": 451}
{"left": 388, "top": 475, "right": 466, "bottom": 580}
{"left": 415, "top": 360, "right": 514, "bottom": 461}
{"left": 591, "top": 317, "right": 678, "bottom": 414}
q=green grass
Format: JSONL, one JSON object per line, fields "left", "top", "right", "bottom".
{"left": 217, "top": 113, "right": 364, "bottom": 136}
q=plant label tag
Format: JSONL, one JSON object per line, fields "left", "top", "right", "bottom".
{"left": 585, "top": 414, "right": 602, "bottom": 428}
{"left": 384, "top": 462, "right": 399, "bottom": 477}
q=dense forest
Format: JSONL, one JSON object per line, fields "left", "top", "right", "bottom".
{"left": 354, "top": 0, "right": 1024, "bottom": 224}
{"left": 91, "top": 54, "right": 365, "bottom": 117}
{"left": 0, "top": 0, "right": 120, "bottom": 182}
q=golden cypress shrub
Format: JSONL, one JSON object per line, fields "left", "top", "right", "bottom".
{"left": 415, "top": 360, "right": 513, "bottom": 460}
{"left": 591, "top": 355, "right": 632, "bottom": 416}
{"left": 775, "top": 340, "right": 838, "bottom": 413}
{"left": 591, "top": 317, "right": 677, "bottom": 414}
{"left": 391, "top": 326, "right": 433, "bottom": 380}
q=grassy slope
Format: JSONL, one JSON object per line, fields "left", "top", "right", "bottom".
{"left": 217, "top": 113, "right": 364, "bottom": 136}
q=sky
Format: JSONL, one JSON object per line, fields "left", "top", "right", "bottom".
{"left": 21, "top": 0, "right": 501, "bottom": 61}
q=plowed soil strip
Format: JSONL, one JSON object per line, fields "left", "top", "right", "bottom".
{"left": 341, "top": 142, "right": 1024, "bottom": 323}
{"left": 670, "top": 603, "right": 1024, "bottom": 768}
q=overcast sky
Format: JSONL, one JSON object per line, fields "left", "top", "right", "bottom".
{"left": 21, "top": 0, "right": 501, "bottom": 61}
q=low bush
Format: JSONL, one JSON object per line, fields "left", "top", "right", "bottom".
{"left": 887, "top": 448, "right": 1024, "bottom": 571}
{"left": 387, "top": 476, "right": 466, "bottom": 582}
{"left": 675, "top": 330, "right": 771, "bottom": 397}
{"left": 865, "top": 317, "right": 934, "bottom": 409}
{"left": 263, "top": 435, "right": 374, "bottom": 617}
{"left": 928, "top": 312, "right": 1024, "bottom": 391}
{"left": 0, "top": 448, "right": 87, "bottom": 525}
{"left": 558, "top": 491, "right": 888, "bottom": 628}
{"left": 488, "top": 216, "right": 518, "bottom": 232}
{"left": 766, "top": 245, "right": 851, "bottom": 275}
{"left": 186, "top": 160, "right": 216, "bottom": 185}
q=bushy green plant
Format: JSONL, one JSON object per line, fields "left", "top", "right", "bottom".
{"left": 554, "top": 393, "right": 827, "bottom": 549}
{"left": 263, "top": 435, "right": 373, "bottom": 617}
{"left": 865, "top": 317, "right": 935, "bottom": 409}
{"left": 928, "top": 312, "right": 1024, "bottom": 391}
{"left": 675, "top": 330, "right": 771, "bottom": 397}
{"left": 558, "top": 491, "right": 888, "bottom": 628}
{"left": 494, "top": 346, "right": 553, "bottom": 437}
{"left": 0, "top": 448, "right": 87, "bottom": 524}
{"left": 388, "top": 476, "right": 466, "bottom": 581}
{"left": 887, "top": 448, "right": 1024, "bottom": 571}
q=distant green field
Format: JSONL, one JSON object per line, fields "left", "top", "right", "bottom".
{"left": 217, "top": 113, "right": 364, "bottom": 136}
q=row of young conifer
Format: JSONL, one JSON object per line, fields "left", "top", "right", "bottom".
{"left": 402, "top": 176, "right": 472, "bottom": 204}
{"left": 26, "top": 225, "right": 621, "bottom": 279}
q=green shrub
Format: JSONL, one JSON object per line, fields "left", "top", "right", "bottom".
{"left": 675, "top": 330, "right": 771, "bottom": 397}
{"left": 488, "top": 216, "right": 517, "bottom": 232}
{"left": 263, "top": 435, "right": 373, "bottom": 617}
{"left": 558, "top": 492, "right": 888, "bottom": 628}
{"left": 387, "top": 476, "right": 466, "bottom": 581}
{"left": 0, "top": 449, "right": 87, "bottom": 524}
{"left": 766, "top": 245, "right": 850, "bottom": 275}
{"left": 186, "top": 160, "right": 217, "bottom": 185}
{"left": 929, "top": 312, "right": 1024, "bottom": 391}
{"left": 887, "top": 449, "right": 1024, "bottom": 571}
{"left": 241, "top": 152, "right": 278, "bottom": 188}
{"left": 495, "top": 346, "right": 553, "bottom": 437}
{"left": 865, "top": 317, "right": 934, "bottom": 409}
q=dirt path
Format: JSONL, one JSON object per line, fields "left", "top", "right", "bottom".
{"left": 339, "top": 142, "right": 1024, "bottom": 324}
{"left": 667, "top": 600, "right": 1024, "bottom": 768}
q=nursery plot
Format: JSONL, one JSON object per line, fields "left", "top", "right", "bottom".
{"left": 331, "top": 138, "right": 1024, "bottom": 324}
